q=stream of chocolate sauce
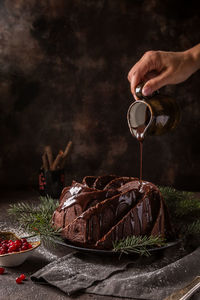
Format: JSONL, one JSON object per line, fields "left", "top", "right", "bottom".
{"left": 139, "top": 141, "right": 143, "bottom": 182}
{"left": 133, "top": 106, "right": 151, "bottom": 182}
{"left": 133, "top": 125, "right": 146, "bottom": 182}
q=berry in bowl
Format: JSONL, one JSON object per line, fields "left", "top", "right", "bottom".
{"left": 0, "top": 231, "right": 40, "bottom": 267}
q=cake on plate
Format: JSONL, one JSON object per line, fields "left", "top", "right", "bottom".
{"left": 52, "top": 175, "right": 173, "bottom": 249}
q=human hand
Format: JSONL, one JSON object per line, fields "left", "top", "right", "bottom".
{"left": 128, "top": 44, "right": 200, "bottom": 99}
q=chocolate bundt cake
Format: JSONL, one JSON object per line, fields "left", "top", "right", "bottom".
{"left": 52, "top": 176, "right": 173, "bottom": 249}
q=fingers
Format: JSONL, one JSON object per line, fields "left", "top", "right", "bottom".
{"left": 128, "top": 51, "right": 159, "bottom": 99}
{"left": 130, "top": 72, "right": 142, "bottom": 99}
{"left": 142, "top": 70, "right": 171, "bottom": 96}
{"left": 129, "top": 62, "right": 151, "bottom": 99}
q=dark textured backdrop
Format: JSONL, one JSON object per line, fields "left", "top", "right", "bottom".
{"left": 0, "top": 0, "right": 200, "bottom": 190}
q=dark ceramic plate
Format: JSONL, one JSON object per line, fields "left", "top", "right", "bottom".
{"left": 55, "top": 239, "right": 181, "bottom": 256}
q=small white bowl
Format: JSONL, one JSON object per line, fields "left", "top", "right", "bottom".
{"left": 0, "top": 231, "right": 41, "bottom": 267}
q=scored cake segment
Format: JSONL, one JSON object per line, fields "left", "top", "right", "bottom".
{"left": 62, "top": 187, "right": 140, "bottom": 246}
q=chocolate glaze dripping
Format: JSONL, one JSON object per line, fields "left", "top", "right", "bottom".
{"left": 132, "top": 124, "right": 145, "bottom": 182}
{"left": 133, "top": 107, "right": 151, "bottom": 182}
{"left": 139, "top": 141, "right": 143, "bottom": 182}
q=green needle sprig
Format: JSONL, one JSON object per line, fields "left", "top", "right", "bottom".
{"left": 159, "top": 186, "right": 200, "bottom": 217}
{"left": 183, "top": 220, "right": 200, "bottom": 236}
{"left": 8, "top": 195, "right": 62, "bottom": 245}
{"left": 113, "top": 235, "right": 165, "bottom": 256}
{"left": 159, "top": 186, "right": 200, "bottom": 236}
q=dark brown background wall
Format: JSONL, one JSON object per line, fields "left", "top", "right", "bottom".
{"left": 0, "top": 0, "right": 200, "bottom": 190}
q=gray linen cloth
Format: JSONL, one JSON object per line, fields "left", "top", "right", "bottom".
{"left": 31, "top": 247, "right": 200, "bottom": 300}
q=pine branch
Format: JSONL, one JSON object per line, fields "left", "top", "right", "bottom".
{"left": 113, "top": 235, "right": 165, "bottom": 256}
{"left": 8, "top": 195, "right": 62, "bottom": 245}
{"left": 159, "top": 186, "right": 200, "bottom": 238}
{"left": 183, "top": 220, "right": 200, "bottom": 236}
{"left": 159, "top": 186, "right": 200, "bottom": 217}
{"left": 7, "top": 202, "right": 37, "bottom": 215}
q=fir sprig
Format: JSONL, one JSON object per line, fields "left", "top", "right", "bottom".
{"left": 8, "top": 195, "right": 62, "bottom": 245}
{"left": 113, "top": 235, "right": 165, "bottom": 256}
{"left": 159, "top": 186, "right": 200, "bottom": 217}
{"left": 159, "top": 186, "right": 200, "bottom": 236}
{"left": 183, "top": 220, "right": 200, "bottom": 236}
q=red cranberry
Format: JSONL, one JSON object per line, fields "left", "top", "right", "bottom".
{"left": 19, "top": 274, "right": 26, "bottom": 281}
{"left": 21, "top": 238, "right": 27, "bottom": 243}
{"left": 15, "top": 240, "right": 22, "bottom": 247}
{"left": 16, "top": 277, "right": 22, "bottom": 284}
{"left": 0, "top": 268, "right": 5, "bottom": 274}
{"left": 21, "top": 245, "right": 28, "bottom": 251}
{"left": 0, "top": 249, "right": 6, "bottom": 255}
{"left": 1, "top": 244, "right": 8, "bottom": 251}
{"left": 8, "top": 244, "right": 17, "bottom": 252}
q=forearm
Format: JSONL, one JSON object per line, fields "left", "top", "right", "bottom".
{"left": 185, "top": 43, "right": 200, "bottom": 74}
